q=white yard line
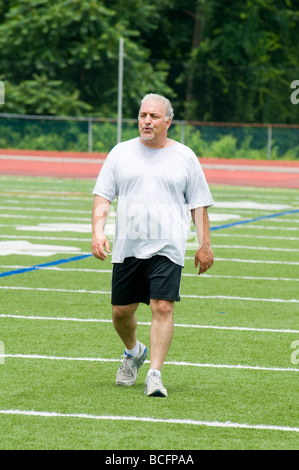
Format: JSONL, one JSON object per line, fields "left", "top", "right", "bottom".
{"left": 188, "top": 244, "right": 299, "bottom": 252}
{"left": 0, "top": 285, "right": 298, "bottom": 303}
{"left": 1, "top": 354, "right": 298, "bottom": 373}
{"left": 1, "top": 265, "right": 299, "bottom": 282}
{"left": 1, "top": 232, "right": 299, "bottom": 241}
{"left": 212, "top": 233, "right": 299, "bottom": 241}
{"left": 0, "top": 206, "right": 87, "bottom": 214}
{"left": 0, "top": 314, "right": 298, "bottom": 334}
{"left": 0, "top": 409, "right": 298, "bottom": 433}
{"left": 186, "top": 256, "right": 299, "bottom": 265}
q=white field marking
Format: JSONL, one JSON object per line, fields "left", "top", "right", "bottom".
{"left": 15, "top": 223, "right": 115, "bottom": 236}
{"left": 16, "top": 223, "right": 92, "bottom": 233}
{"left": 212, "top": 233, "right": 299, "bottom": 241}
{"left": 0, "top": 206, "right": 87, "bottom": 214}
{"left": 186, "top": 256, "right": 299, "bottom": 265}
{"left": 187, "top": 243, "right": 299, "bottom": 252}
{"left": 1, "top": 193, "right": 91, "bottom": 202}
{"left": 0, "top": 214, "right": 90, "bottom": 221}
{"left": 1, "top": 228, "right": 298, "bottom": 243}
{"left": 213, "top": 201, "right": 292, "bottom": 210}
{"left": 0, "top": 235, "right": 91, "bottom": 242}
{"left": 1, "top": 232, "right": 299, "bottom": 242}
{"left": 0, "top": 184, "right": 291, "bottom": 199}
{"left": 212, "top": 192, "right": 298, "bottom": 201}
{"left": 4, "top": 205, "right": 234, "bottom": 223}
{"left": 180, "top": 295, "right": 299, "bottom": 303}
{"left": 209, "top": 214, "right": 241, "bottom": 222}
{"left": 0, "top": 286, "right": 298, "bottom": 303}
{"left": 0, "top": 409, "right": 298, "bottom": 433}
{"left": 1, "top": 314, "right": 298, "bottom": 334}
{"left": 1, "top": 354, "right": 298, "bottom": 374}
{"left": 257, "top": 220, "right": 299, "bottom": 226}
{"left": 3, "top": 199, "right": 291, "bottom": 211}
{"left": 0, "top": 186, "right": 89, "bottom": 195}
{"left": 237, "top": 225, "right": 299, "bottom": 231}
{"left": 183, "top": 273, "right": 299, "bottom": 282}
{"left": 0, "top": 286, "right": 110, "bottom": 294}
{"left": 0, "top": 241, "right": 82, "bottom": 257}
{"left": 4, "top": 200, "right": 77, "bottom": 207}
{"left": 2, "top": 265, "right": 298, "bottom": 283}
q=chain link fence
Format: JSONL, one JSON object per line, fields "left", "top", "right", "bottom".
{"left": 0, "top": 113, "right": 298, "bottom": 160}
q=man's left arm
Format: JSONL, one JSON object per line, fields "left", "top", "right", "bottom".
{"left": 191, "top": 206, "right": 214, "bottom": 275}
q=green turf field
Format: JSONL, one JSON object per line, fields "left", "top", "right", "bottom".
{"left": 0, "top": 175, "right": 298, "bottom": 450}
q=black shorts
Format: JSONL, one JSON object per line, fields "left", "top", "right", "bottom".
{"left": 111, "top": 255, "right": 182, "bottom": 305}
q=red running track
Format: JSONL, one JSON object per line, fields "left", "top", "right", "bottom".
{"left": 0, "top": 148, "right": 299, "bottom": 189}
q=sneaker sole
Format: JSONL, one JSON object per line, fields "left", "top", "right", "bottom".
{"left": 144, "top": 384, "right": 168, "bottom": 397}
{"left": 146, "top": 389, "right": 168, "bottom": 397}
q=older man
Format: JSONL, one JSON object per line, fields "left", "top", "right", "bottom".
{"left": 91, "top": 93, "right": 214, "bottom": 397}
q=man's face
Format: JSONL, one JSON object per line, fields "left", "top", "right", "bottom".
{"left": 138, "top": 99, "right": 171, "bottom": 148}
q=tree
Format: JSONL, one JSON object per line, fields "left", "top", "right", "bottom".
{"left": 0, "top": 0, "right": 172, "bottom": 116}
{"left": 175, "top": 0, "right": 299, "bottom": 123}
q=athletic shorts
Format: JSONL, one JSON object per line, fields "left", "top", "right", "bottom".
{"left": 111, "top": 255, "right": 183, "bottom": 305}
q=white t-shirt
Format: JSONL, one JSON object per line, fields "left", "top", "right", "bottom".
{"left": 93, "top": 137, "right": 214, "bottom": 266}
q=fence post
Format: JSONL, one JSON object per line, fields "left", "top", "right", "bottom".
{"left": 267, "top": 125, "right": 272, "bottom": 160}
{"left": 180, "top": 121, "right": 186, "bottom": 145}
{"left": 0, "top": 81, "right": 4, "bottom": 104}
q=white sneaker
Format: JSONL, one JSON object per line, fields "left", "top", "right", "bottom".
{"left": 144, "top": 371, "right": 168, "bottom": 397}
{"left": 116, "top": 342, "right": 148, "bottom": 386}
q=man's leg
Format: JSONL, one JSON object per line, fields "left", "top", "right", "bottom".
{"left": 144, "top": 299, "right": 174, "bottom": 397}
{"left": 149, "top": 299, "right": 174, "bottom": 370}
{"left": 112, "top": 303, "right": 139, "bottom": 350}
{"left": 112, "top": 303, "right": 148, "bottom": 386}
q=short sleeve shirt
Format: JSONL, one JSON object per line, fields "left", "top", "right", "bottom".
{"left": 93, "top": 138, "right": 214, "bottom": 266}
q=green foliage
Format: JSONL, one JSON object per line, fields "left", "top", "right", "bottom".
{"left": 0, "top": 0, "right": 298, "bottom": 128}
{"left": 0, "top": 0, "right": 173, "bottom": 117}
{"left": 174, "top": 0, "right": 299, "bottom": 123}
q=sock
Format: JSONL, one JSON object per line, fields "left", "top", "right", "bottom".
{"left": 148, "top": 368, "right": 161, "bottom": 378}
{"left": 125, "top": 342, "right": 140, "bottom": 357}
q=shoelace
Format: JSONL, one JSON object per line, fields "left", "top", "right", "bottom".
{"left": 118, "top": 354, "right": 135, "bottom": 376}
{"left": 147, "top": 373, "right": 162, "bottom": 385}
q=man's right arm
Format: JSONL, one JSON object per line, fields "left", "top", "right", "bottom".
{"left": 91, "top": 195, "right": 111, "bottom": 260}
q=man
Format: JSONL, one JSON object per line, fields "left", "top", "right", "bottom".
{"left": 91, "top": 93, "right": 214, "bottom": 397}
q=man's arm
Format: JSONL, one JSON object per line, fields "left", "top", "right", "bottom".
{"left": 91, "top": 195, "right": 111, "bottom": 260}
{"left": 191, "top": 206, "right": 214, "bottom": 275}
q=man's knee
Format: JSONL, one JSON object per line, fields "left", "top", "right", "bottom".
{"left": 151, "top": 299, "right": 174, "bottom": 317}
{"left": 112, "top": 303, "right": 138, "bottom": 320}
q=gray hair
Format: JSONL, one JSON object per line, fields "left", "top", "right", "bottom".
{"left": 140, "top": 93, "right": 174, "bottom": 121}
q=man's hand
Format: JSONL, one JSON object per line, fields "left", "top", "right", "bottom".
{"left": 91, "top": 195, "right": 111, "bottom": 260}
{"left": 194, "top": 243, "right": 214, "bottom": 275}
{"left": 91, "top": 236, "right": 111, "bottom": 260}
